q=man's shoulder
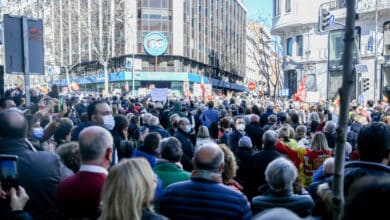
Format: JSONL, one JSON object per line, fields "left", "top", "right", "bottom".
{"left": 165, "top": 179, "right": 244, "bottom": 196}
{"left": 345, "top": 161, "right": 390, "bottom": 175}
{"left": 59, "top": 172, "right": 106, "bottom": 190}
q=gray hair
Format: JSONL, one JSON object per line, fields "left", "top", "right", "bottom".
{"left": 159, "top": 137, "right": 183, "bottom": 162}
{"left": 194, "top": 142, "right": 224, "bottom": 172}
{"left": 262, "top": 130, "right": 278, "bottom": 146}
{"left": 324, "top": 121, "right": 336, "bottom": 132}
{"left": 265, "top": 157, "right": 297, "bottom": 193}
{"left": 323, "top": 157, "right": 335, "bottom": 175}
{"left": 310, "top": 112, "right": 320, "bottom": 122}
{"left": 142, "top": 113, "right": 152, "bottom": 124}
{"left": 149, "top": 116, "right": 160, "bottom": 126}
{"left": 79, "top": 126, "right": 113, "bottom": 162}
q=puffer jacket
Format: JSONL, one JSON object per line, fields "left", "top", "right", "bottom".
{"left": 160, "top": 178, "right": 252, "bottom": 220}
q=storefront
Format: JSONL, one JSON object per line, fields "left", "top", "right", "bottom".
{"left": 53, "top": 71, "right": 246, "bottom": 97}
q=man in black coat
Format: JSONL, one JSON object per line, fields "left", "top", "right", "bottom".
{"left": 228, "top": 116, "right": 246, "bottom": 155}
{"left": 0, "top": 109, "right": 73, "bottom": 220}
{"left": 174, "top": 117, "right": 195, "bottom": 172}
{"left": 248, "top": 130, "right": 281, "bottom": 200}
{"left": 245, "top": 114, "right": 264, "bottom": 150}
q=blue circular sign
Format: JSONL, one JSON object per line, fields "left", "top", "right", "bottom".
{"left": 143, "top": 32, "right": 168, "bottom": 56}
{"left": 329, "top": 15, "right": 335, "bottom": 27}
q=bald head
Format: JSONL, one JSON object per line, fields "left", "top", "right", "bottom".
{"left": 0, "top": 109, "right": 27, "bottom": 139}
{"left": 193, "top": 142, "right": 224, "bottom": 172}
{"left": 79, "top": 126, "right": 113, "bottom": 162}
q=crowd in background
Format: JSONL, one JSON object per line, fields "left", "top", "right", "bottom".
{"left": 0, "top": 84, "right": 389, "bottom": 220}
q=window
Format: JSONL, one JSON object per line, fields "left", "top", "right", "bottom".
{"left": 384, "top": 21, "right": 390, "bottom": 56}
{"left": 274, "top": 0, "right": 281, "bottom": 16}
{"left": 286, "top": 0, "right": 291, "bottom": 13}
{"left": 287, "top": 38, "right": 293, "bottom": 56}
{"left": 296, "top": 35, "right": 303, "bottom": 56}
{"left": 329, "top": 27, "right": 361, "bottom": 61}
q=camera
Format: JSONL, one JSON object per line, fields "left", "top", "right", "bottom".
{"left": 0, "top": 154, "right": 19, "bottom": 191}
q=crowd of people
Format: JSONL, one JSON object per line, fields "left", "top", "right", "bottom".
{"left": 0, "top": 84, "right": 389, "bottom": 220}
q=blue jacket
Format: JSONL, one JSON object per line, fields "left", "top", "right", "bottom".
{"left": 199, "top": 108, "right": 219, "bottom": 128}
{"left": 132, "top": 149, "right": 157, "bottom": 168}
{"left": 160, "top": 178, "right": 252, "bottom": 220}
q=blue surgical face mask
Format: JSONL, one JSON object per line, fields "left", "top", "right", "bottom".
{"left": 32, "top": 127, "right": 44, "bottom": 140}
{"left": 184, "top": 125, "right": 192, "bottom": 133}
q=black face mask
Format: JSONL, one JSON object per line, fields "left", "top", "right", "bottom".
{"left": 172, "top": 122, "right": 178, "bottom": 128}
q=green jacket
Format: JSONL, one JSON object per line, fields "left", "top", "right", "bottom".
{"left": 154, "top": 161, "right": 191, "bottom": 189}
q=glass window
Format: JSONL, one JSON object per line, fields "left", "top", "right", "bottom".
{"left": 149, "top": 14, "right": 161, "bottom": 19}
{"left": 274, "top": 0, "right": 281, "bottom": 16}
{"left": 296, "top": 35, "right": 303, "bottom": 56}
{"left": 142, "top": 0, "right": 148, "bottom": 7}
{"left": 149, "top": 20, "right": 161, "bottom": 31}
{"left": 162, "top": 0, "right": 168, "bottom": 8}
{"left": 286, "top": 0, "right": 291, "bottom": 13}
{"left": 287, "top": 38, "right": 293, "bottom": 56}
{"left": 150, "top": 0, "right": 161, "bottom": 8}
{"left": 384, "top": 21, "right": 390, "bottom": 56}
{"left": 329, "top": 27, "right": 360, "bottom": 61}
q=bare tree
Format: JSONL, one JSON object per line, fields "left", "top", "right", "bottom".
{"left": 247, "top": 22, "right": 277, "bottom": 96}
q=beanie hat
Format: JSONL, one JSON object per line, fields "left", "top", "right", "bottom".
{"left": 238, "top": 136, "right": 252, "bottom": 148}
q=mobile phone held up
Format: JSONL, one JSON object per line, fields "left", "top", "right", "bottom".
{"left": 0, "top": 154, "right": 19, "bottom": 192}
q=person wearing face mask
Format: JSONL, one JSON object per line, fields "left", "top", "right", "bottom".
{"left": 174, "top": 117, "right": 195, "bottom": 172}
{"left": 71, "top": 100, "right": 117, "bottom": 165}
{"left": 227, "top": 116, "right": 247, "bottom": 155}
{"left": 71, "top": 100, "right": 115, "bottom": 141}
{"left": 167, "top": 114, "right": 180, "bottom": 136}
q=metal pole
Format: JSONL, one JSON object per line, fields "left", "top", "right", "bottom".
{"left": 22, "top": 16, "right": 30, "bottom": 107}
{"left": 155, "top": 56, "right": 158, "bottom": 72}
{"left": 374, "top": 0, "right": 379, "bottom": 102}
{"left": 132, "top": 47, "right": 135, "bottom": 97}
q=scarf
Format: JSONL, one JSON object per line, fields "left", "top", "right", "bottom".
{"left": 191, "top": 169, "right": 222, "bottom": 183}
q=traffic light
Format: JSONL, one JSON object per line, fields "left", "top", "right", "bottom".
{"left": 319, "top": 8, "right": 331, "bottom": 32}
{"left": 361, "top": 77, "right": 370, "bottom": 92}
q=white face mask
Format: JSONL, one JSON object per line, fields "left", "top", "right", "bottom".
{"left": 102, "top": 115, "right": 115, "bottom": 130}
{"left": 236, "top": 124, "right": 245, "bottom": 131}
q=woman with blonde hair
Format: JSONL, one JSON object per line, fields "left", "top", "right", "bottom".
{"left": 195, "top": 125, "right": 212, "bottom": 150}
{"left": 218, "top": 144, "right": 243, "bottom": 192}
{"left": 99, "top": 158, "right": 167, "bottom": 220}
{"left": 303, "top": 132, "right": 332, "bottom": 187}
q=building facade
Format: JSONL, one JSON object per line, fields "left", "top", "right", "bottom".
{"left": 246, "top": 22, "right": 274, "bottom": 95}
{"left": 1, "top": 0, "right": 247, "bottom": 96}
{"left": 272, "top": 0, "right": 390, "bottom": 101}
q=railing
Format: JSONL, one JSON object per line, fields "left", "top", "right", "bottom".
{"left": 331, "top": 0, "right": 390, "bottom": 11}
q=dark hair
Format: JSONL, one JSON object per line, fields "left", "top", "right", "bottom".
{"left": 160, "top": 137, "right": 183, "bottom": 162}
{"left": 54, "top": 118, "right": 74, "bottom": 144}
{"left": 0, "top": 109, "right": 28, "bottom": 139}
{"left": 344, "top": 176, "right": 390, "bottom": 220}
{"left": 357, "top": 122, "right": 390, "bottom": 162}
{"left": 87, "top": 100, "right": 107, "bottom": 121}
{"left": 113, "top": 115, "right": 129, "bottom": 134}
{"left": 207, "top": 101, "right": 214, "bottom": 108}
{"left": 290, "top": 113, "right": 300, "bottom": 124}
{"left": 219, "top": 117, "right": 231, "bottom": 130}
{"left": 142, "top": 132, "right": 161, "bottom": 155}
{"left": 0, "top": 98, "right": 14, "bottom": 109}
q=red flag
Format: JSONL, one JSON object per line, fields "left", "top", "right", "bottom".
{"left": 294, "top": 75, "right": 307, "bottom": 102}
